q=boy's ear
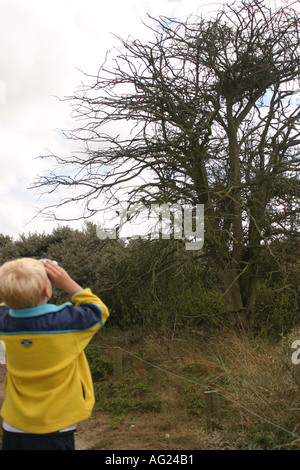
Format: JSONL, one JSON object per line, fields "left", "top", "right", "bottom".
{"left": 43, "top": 280, "right": 52, "bottom": 300}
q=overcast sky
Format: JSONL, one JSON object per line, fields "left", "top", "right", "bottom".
{"left": 0, "top": 0, "right": 286, "bottom": 238}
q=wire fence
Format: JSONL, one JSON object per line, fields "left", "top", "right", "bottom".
{"left": 89, "top": 343, "right": 300, "bottom": 442}
{"left": 1, "top": 340, "right": 299, "bottom": 442}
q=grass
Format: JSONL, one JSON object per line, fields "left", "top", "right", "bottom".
{"left": 84, "top": 326, "right": 300, "bottom": 450}
{"left": 1, "top": 327, "right": 300, "bottom": 450}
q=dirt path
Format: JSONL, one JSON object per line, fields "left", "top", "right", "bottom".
{"left": 74, "top": 410, "right": 223, "bottom": 451}
{"left": 0, "top": 365, "right": 221, "bottom": 451}
{"left": 74, "top": 413, "right": 181, "bottom": 451}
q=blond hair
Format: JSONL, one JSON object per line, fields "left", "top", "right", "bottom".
{"left": 0, "top": 258, "right": 48, "bottom": 308}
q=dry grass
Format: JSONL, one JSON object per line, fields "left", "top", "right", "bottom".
{"left": 2, "top": 327, "right": 300, "bottom": 450}
{"left": 83, "top": 327, "right": 300, "bottom": 450}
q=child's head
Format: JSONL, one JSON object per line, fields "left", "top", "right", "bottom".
{"left": 0, "top": 258, "right": 51, "bottom": 308}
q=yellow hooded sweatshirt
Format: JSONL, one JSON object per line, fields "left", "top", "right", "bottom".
{"left": 0, "top": 288, "right": 109, "bottom": 434}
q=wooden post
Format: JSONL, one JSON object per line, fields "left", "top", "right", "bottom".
{"left": 204, "top": 390, "right": 221, "bottom": 430}
{"left": 112, "top": 348, "right": 122, "bottom": 381}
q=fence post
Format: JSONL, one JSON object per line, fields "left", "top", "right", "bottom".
{"left": 204, "top": 390, "right": 221, "bottom": 430}
{"left": 112, "top": 347, "right": 122, "bottom": 381}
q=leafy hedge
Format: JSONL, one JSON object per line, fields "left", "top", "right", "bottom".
{"left": 0, "top": 223, "right": 299, "bottom": 337}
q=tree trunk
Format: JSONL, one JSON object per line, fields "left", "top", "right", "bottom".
{"left": 217, "top": 266, "right": 248, "bottom": 331}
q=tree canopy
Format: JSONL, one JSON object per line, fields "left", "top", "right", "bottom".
{"left": 32, "top": 0, "right": 300, "bottom": 329}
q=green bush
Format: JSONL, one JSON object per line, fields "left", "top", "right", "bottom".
{"left": 0, "top": 224, "right": 298, "bottom": 336}
{"left": 251, "top": 280, "right": 299, "bottom": 337}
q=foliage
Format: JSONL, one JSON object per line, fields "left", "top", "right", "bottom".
{"left": 93, "top": 377, "right": 161, "bottom": 416}
{"left": 31, "top": 0, "right": 300, "bottom": 329}
{"left": 85, "top": 346, "right": 114, "bottom": 381}
{"left": 0, "top": 219, "right": 299, "bottom": 448}
{"left": 203, "top": 329, "right": 300, "bottom": 448}
{"left": 87, "top": 328, "right": 300, "bottom": 449}
{"left": 252, "top": 280, "right": 299, "bottom": 337}
{"left": 0, "top": 222, "right": 299, "bottom": 337}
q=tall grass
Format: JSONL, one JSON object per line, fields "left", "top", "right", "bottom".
{"left": 142, "top": 328, "right": 300, "bottom": 449}
{"left": 1, "top": 327, "right": 299, "bottom": 450}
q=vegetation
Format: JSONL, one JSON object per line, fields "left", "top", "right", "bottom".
{"left": 0, "top": 223, "right": 299, "bottom": 450}
{"left": 32, "top": 0, "right": 300, "bottom": 330}
{"left": 0, "top": 223, "right": 299, "bottom": 337}
{"left": 80, "top": 327, "right": 300, "bottom": 450}
{"left": 0, "top": 0, "right": 299, "bottom": 450}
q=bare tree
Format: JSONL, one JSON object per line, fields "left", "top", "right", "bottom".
{"left": 33, "top": 0, "right": 300, "bottom": 329}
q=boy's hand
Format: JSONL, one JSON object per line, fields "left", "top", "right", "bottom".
{"left": 44, "top": 261, "right": 83, "bottom": 296}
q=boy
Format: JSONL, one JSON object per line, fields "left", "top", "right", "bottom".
{"left": 0, "top": 258, "right": 109, "bottom": 450}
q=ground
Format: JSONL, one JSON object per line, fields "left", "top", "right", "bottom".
{"left": 2, "top": 327, "right": 298, "bottom": 451}
{"left": 1, "top": 363, "right": 222, "bottom": 451}
{"left": 74, "top": 410, "right": 223, "bottom": 451}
